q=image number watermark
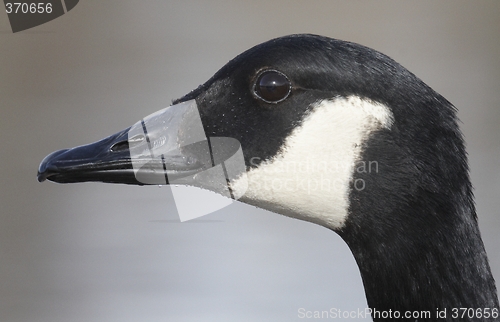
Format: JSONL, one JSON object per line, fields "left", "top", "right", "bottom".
{"left": 5, "top": 2, "right": 52, "bottom": 13}
{"left": 3, "top": 0, "right": 79, "bottom": 32}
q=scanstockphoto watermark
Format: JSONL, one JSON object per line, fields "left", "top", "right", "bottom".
{"left": 250, "top": 157, "right": 379, "bottom": 175}
{"left": 249, "top": 173, "right": 368, "bottom": 193}
{"left": 297, "top": 307, "right": 499, "bottom": 320}
{"left": 298, "top": 307, "right": 432, "bottom": 319}
{"left": 249, "top": 157, "right": 379, "bottom": 193}
{"left": 298, "top": 307, "right": 377, "bottom": 319}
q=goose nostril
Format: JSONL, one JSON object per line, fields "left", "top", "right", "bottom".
{"left": 110, "top": 134, "right": 145, "bottom": 152}
{"left": 110, "top": 140, "right": 129, "bottom": 152}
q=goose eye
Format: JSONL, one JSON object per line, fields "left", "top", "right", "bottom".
{"left": 253, "top": 70, "right": 291, "bottom": 103}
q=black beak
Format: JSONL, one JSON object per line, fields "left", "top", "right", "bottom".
{"left": 37, "top": 128, "right": 142, "bottom": 184}
{"left": 37, "top": 128, "right": 215, "bottom": 185}
{"left": 37, "top": 98, "right": 247, "bottom": 214}
{"left": 37, "top": 100, "right": 215, "bottom": 186}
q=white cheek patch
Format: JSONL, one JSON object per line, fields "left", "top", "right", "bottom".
{"left": 231, "top": 96, "right": 393, "bottom": 229}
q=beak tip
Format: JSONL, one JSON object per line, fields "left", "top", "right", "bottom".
{"left": 37, "top": 173, "right": 46, "bottom": 182}
{"left": 37, "top": 148, "right": 69, "bottom": 183}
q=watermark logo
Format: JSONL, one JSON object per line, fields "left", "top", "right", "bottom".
{"left": 4, "top": 0, "right": 79, "bottom": 33}
{"left": 248, "top": 156, "right": 379, "bottom": 194}
{"left": 128, "top": 100, "right": 248, "bottom": 222}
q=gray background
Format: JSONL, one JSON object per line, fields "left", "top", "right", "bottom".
{"left": 1, "top": 1, "right": 499, "bottom": 321}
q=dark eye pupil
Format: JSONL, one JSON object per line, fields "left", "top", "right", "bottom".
{"left": 254, "top": 70, "right": 291, "bottom": 103}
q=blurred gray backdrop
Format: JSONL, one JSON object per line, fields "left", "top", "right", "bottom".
{"left": 1, "top": 1, "right": 499, "bottom": 321}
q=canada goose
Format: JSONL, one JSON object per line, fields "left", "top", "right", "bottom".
{"left": 37, "top": 34, "right": 499, "bottom": 321}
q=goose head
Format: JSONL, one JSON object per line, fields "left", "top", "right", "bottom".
{"left": 37, "top": 34, "right": 499, "bottom": 318}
